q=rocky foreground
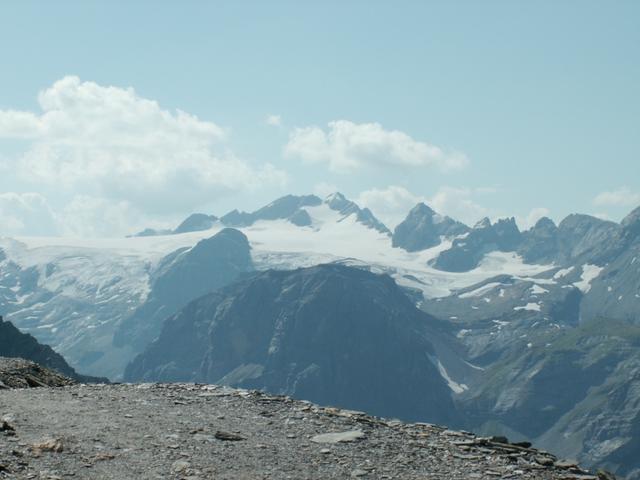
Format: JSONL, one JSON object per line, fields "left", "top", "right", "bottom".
{"left": 0, "top": 380, "right": 616, "bottom": 480}
{"left": 0, "top": 358, "right": 75, "bottom": 390}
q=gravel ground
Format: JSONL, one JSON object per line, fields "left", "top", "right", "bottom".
{"left": 0, "top": 382, "right": 613, "bottom": 480}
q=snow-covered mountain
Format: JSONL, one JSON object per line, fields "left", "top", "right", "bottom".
{"left": 2, "top": 192, "right": 640, "bottom": 476}
{"left": 1, "top": 192, "right": 632, "bottom": 378}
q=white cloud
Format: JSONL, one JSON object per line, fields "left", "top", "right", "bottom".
{"left": 356, "top": 186, "right": 425, "bottom": 228}
{"left": 284, "top": 120, "right": 468, "bottom": 173}
{"left": 355, "top": 185, "right": 495, "bottom": 229}
{"left": 593, "top": 187, "right": 640, "bottom": 207}
{"left": 0, "top": 192, "right": 58, "bottom": 236}
{"left": 58, "top": 195, "right": 149, "bottom": 237}
{"left": 266, "top": 114, "right": 282, "bottom": 127}
{"left": 517, "top": 207, "right": 550, "bottom": 230}
{"left": 0, "top": 76, "right": 288, "bottom": 218}
{"left": 427, "top": 186, "right": 490, "bottom": 226}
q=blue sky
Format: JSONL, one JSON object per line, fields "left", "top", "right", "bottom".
{"left": 0, "top": 1, "right": 638, "bottom": 236}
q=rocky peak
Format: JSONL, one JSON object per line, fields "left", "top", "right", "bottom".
{"left": 173, "top": 213, "right": 218, "bottom": 234}
{"left": 125, "top": 264, "right": 455, "bottom": 424}
{"left": 113, "top": 228, "right": 254, "bottom": 352}
{"left": 474, "top": 217, "right": 492, "bottom": 229}
{"left": 392, "top": 202, "right": 469, "bottom": 252}
{"left": 517, "top": 217, "right": 560, "bottom": 264}
{"left": 493, "top": 217, "right": 522, "bottom": 250}
{"left": 220, "top": 195, "right": 322, "bottom": 228}
{"left": 532, "top": 216, "right": 558, "bottom": 232}
{"left": 323, "top": 192, "right": 391, "bottom": 235}
{"left": 621, "top": 205, "right": 640, "bottom": 242}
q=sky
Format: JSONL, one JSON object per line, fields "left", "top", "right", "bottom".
{"left": 0, "top": 1, "right": 639, "bottom": 237}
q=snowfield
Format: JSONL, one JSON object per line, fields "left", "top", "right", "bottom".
{"left": 0, "top": 203, "right": 556, "bottom": 378}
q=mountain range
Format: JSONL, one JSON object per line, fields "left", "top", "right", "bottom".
{"left": 1, "top": 192, "right": 639, "bottom": 478}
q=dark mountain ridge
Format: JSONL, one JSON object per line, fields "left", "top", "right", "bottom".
{"left": 126, "top": 264, "right": 457, "bottom": 425}
{"left": 0, "top": 316, "right": 106, "bottom": 384}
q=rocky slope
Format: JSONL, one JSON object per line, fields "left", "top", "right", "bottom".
{"left": 113, "top": 228, "right": 253, "bottom": 352}
{"left": 0, "top": 357, "right": 76, "bottom": 389}
{"left": 125, "top": 264, "right": 459, "bottom": 425}
{"left": 0, "top": 318, "right": 105, "bottom": 384}
{"left": 392, "top": 203, "right": 469, "bottom": 251}
{"left": 0, "top": 383, "right": 615, "bottom": 479}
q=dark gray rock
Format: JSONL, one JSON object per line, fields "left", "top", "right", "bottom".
{"left": 125, "top": 264, "right": 456, "bottom": 425}
{"left": 517, "top": 217, "right": 560, "bottom": 264}
{"left": 433, "top": 218, "right": 522, "bottom": 272}
{"left": 221, "top": 194, "right": 322, "bottom": 227}
{"left": 0, "top": 357, "right": 76, "bottom": 388}
{"left": 556, "top": 214, "right": 622, "bottom": 265}
{"left": 324, "top": 192, "right": 391, "bottom": 234}
{"left": 392, "top": 203, "right": 470, "bottom": 252}
{"left": 0, "top": 317, "right": 106, "bottom": 384}
{"left": 113, "top": 228, "right": 253, "bottom": 351}
{"left": 288, "top": 208, "right": 313, "bottom": 227}
{"left": 173, "top": 213, "right": 218, "bottom": 234}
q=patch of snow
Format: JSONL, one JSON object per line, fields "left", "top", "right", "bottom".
{"left": 530, "top": 284, "right": 549, "bottom": 295}
{"left": 553, "top": 266, "right": 575, "bottom": 280}
{"left": 514, "top": 303, "right": 542, "bottom": 312}
{"left": 458, "top": 282, "right": 502, "bottom": 299}
{"left": 464, "top": 361, "right": 485, "bottom": 371}
{"left": 428, "top": 354, "right": 468, "bottom": 394}
{"left": 573, "top": 264, "right": 604, "bottom": 293}
{"left": 456, "top": 329, "right": 470, "bottom": 338}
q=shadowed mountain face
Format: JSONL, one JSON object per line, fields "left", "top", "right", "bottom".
{"left": 392, "top": 203, "right": 470, "bottom": 252}
{"left": 433, "top": 217, "right": 522, "bottom": 272}
{"left": 114, "top": 228, "right": 253, "bottom": 351}
{"left": 173, "top": 213, "right": 218, "bottom": 234}
{"left": 0, "top": 317, "right": 105, "bottom": 383}
{"left": 131, "top": 213, "right": 218, "bottom": 237}
{"left": 125, "top": 264, "right": 456, "bottom": 425}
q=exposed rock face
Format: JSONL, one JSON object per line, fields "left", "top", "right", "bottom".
{"left": 126, "top": 264, "right": 455, "bottom": 425}
{"left": 392, "top": 203, "right": 469, "bottom": 252}
{"left": 433, "top": 217, "right": 522, "bottom": 272}
{"left": 324, "top": 192, "right": 391, "bottom": 234}
{"left": 0, "top": 357, "right": 76, "bottom": 388}
{"left": 131, "top": 213, "right": 218, "bottom": 237}
{"left": 113, "top": 228, "right": 253, "bottom": 351}
{"left": 580, "top": 229, "right": 640, "bottom": 324}
{"left": 517, "top": 217, "right": 560, "bottom": 264}
{"left": 556, "top": 214, "right": 622, "bottom": 265}
{"left": 0, "top": 318, "right": 105, "bottom": 384}
{"left": 220, "top": 193, "right": 391, "bottom": 235}
{"left": 221, "top": 194, "right": 322, "bottom": 227}
{"left": 173, "top": 213, "right": 218, "bottom": 234}
{"left": 0, "top": 383, "right": 604, "bottom": 479}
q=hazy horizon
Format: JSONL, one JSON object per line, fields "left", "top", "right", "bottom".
{"left": 1, "top": 1, "right": 638, "bottom": 237}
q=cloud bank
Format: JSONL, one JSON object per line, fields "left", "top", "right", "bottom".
{"left": 593, "top": 187, "right": 640, "bottom": 207}
{"left": 0, "top": 76, "right": 288, "bottom": 236}
{"left": 285, "top": 120, "right": 468, "bottom": 173}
